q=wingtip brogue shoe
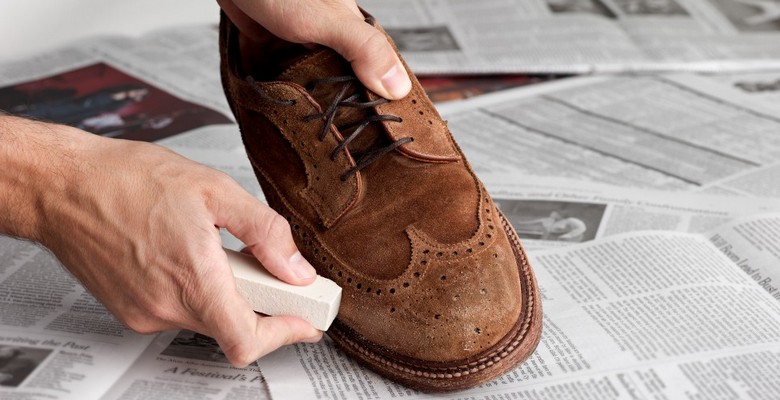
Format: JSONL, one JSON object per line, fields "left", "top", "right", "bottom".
{"left": 219, "top": 10, "right": 542, "bottom": 392}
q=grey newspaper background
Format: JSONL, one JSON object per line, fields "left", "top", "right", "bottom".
{"left": 1, "top": 5, "right": 780, "bottom": 398}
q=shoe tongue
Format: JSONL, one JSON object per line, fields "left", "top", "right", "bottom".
{"left": 277, "top": 49, "right": 351, "bottom": 92}
{"left": 277, "top": 49, "right": 390, "bottom": 156}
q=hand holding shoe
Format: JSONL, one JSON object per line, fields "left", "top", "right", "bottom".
{"left": 217, "top": 0, "right": 412, "bottom": 100}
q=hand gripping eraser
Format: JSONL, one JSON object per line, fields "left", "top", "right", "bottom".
{"left": 226, "top": 248, "right": 342, "bottom": 331}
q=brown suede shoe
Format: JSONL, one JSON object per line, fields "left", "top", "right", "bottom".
{"left": 219, "top": 11, "right": 542, "bottom": 392}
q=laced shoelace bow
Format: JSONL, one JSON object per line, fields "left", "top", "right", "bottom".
{"left": 247, "top": 75, "right": 412, "bottom": 180}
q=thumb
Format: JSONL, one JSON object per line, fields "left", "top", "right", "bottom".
{"left": 222, "top": 0, "right": 412, "bottom": 99}
{"left": 315, "top": 11, "right": 412, "bottom": 100}
{"left": 214, "top": 187, "right": 316, "bottom": 286}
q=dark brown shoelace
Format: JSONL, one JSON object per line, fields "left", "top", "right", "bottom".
{"left": 246, "top": 75, "right": 412, "bottom": 180}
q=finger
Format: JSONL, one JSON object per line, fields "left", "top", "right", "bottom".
{"left": 212, "top": 186, "right": 316, "bottom": 286}
{"left": 314, "top": 12, "right": 412, "bottom": 100}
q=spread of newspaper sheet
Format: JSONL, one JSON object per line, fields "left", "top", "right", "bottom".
{"left": 3, "top": 21, "right": 780, "bottom": 400}
{"left": 259, "top": 214, "right": 780, "bottom": 399}
{"left": 359, "top": 0, "right": 780, "bottom": 74}
{"left": 437, "top": 72, "right": 780, "bottom": 197}
{"left": 704, "top": 70, "right": 780, "bottom": 112}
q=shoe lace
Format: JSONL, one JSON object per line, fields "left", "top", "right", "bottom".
{"left": 247, "top": 75, "right": 412, "bottom": 181}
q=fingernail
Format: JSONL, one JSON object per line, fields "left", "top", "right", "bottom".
{"left": 289, "top": 251, "right": 316, "bottom": 280}
{"left": 381, "top": 64, "right": 412, "bottom": 100}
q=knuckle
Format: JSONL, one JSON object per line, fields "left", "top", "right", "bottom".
{"left": 144, "top": 302, "right": 173, "bottom": 323}
{"left": 121, "top": 313, "right": 160, "bottom": 335}
{"left": 259, "top": 213, "right": 292, "bottom": 243}
{"left": 224, "top": 343, "right": 257, "bottom": 367}
{"left": 200, "top": 171, "right": 237, "bottom": 210}
{"left": 355, "top": 29, "right": 392, "bottom": 62}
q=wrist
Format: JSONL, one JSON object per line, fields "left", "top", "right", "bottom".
{"left": 0, "top": 116, "right": 91, "bottom": 243}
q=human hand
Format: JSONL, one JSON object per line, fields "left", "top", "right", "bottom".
{"left": 217, "top": 0, "right": 412, "bottom": 100}
{"left": 1, "top": 117, "right": 322, "bottom": 367}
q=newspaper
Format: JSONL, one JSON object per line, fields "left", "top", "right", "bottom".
{"left": 260, "top": 213, "right": 780, "bottom": 399}
{"left": 0, "top": 238, "right": 156, "bottom": 398}
{"left": 99, "top": 330, "right": 271, "bottom": 400}
{"left": 704, "top": 70, "right": 780, "bottom": 112}
{"left": 436, "top": 72, "right": 780, "bottom": 197}
{"left": 478, "top": 176, "right": 780, "bottom": 251}
{"left": 252, "top": 178, "right": 780, "bottom": 399}
{"left": 360, "top": 0, "right": 780, "bottom": 74}
{"left": 4, "top": 173, "right": 780, "bottom": 398}
{"left": 0, "top": 25, "right": 244, "bottom": 154}
{"left": 4, "top": 23, "right": 780, "bottom": 399}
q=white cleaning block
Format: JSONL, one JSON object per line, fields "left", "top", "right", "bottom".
{"left": 226, "top": 249, "right": 342, "bottom": 331}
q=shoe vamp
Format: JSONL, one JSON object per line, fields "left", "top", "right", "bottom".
{"left": 336, "top": 225, "right": 525, "bottom": 364}
{"left": 322, "top": 152, "right": 480, "bottom": 279}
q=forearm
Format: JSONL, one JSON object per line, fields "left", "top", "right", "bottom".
{"left": 0, "top": 115, "right": 84, "bottom": 242}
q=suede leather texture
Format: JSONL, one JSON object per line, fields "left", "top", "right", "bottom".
{"left": 219, "top": 11, "right": 541, "bottom": 390}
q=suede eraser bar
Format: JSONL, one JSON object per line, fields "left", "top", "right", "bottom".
{"left": 226, "top": 248, "right": 342, "bottom": 331}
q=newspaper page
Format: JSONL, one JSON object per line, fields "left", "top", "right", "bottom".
{"left": 259, "top": 226, "right": 780, "bottom": 399}
{"left": 703, "top": 70, "right": 780, "bottom": 113}
{"left": 0, "top": 25, "right": 244, "bottom": 154}
{"left": 0, "top": 238, "right": 156, "bottom": 399}
{"left": 436, "top": 72, "right": 780, "bottom": 195}
{"left": 708, "top": 213, "right": 780, "bottom": 300}
{"left": 476, "top": 175, "right": 780, "bottom": 251}
{"left": 360, "top": 0, "right": 780, "bottom": 74}
{"left": 99, "top": 330, "right": 270, "bottom": 400}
